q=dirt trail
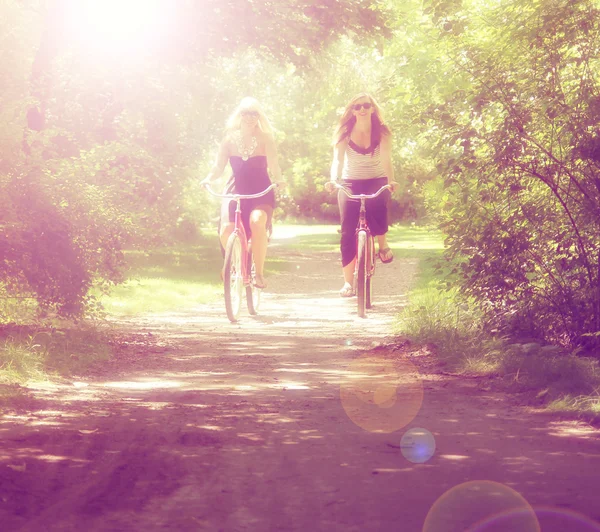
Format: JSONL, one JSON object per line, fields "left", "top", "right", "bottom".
{"left": 1, "top": 233, "right": 600, "bottom": 532}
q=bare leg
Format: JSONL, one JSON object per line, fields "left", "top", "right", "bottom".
{"left": 219, "top": 222, "right": 235, "bottom": 252}
{"left": 376, "top": 234, "right": 393, "bottom": 262}
{"left": 219, "top": 222, "right": 235, "bottom": 278}
{"left": 343, "top": 259, "right": 356, "bottom": 285}
{"left": 376, "top": 234, "right": 389, "bottom": 250}
{"left": 249, "top": 209, "right": 268, "bottom": 282}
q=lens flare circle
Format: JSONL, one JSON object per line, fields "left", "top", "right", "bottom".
{"left": 400, "top": 427, "right": 436, "bottom": 464}
{"left": 533, "top": 507, "right": 600, "bottom": 531}
{"left": 340, "top": 353, "right": 423, "bottom": 433}
{"left": 423, "top": 480, "right": 540, "bottom": 532}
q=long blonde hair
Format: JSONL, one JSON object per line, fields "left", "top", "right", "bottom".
{"left": 225, "top": 97, "right": 274, "bottom": 135}
{"left": 333, "top": 93, "right": 391, "bottom": 152}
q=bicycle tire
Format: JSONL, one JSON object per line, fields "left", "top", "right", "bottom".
{"left": 224, "top": 233, "right": 243, "bottom": 322}
{"left": 366, "top": 235, "right": 373, "bottom": 309}
{"left": 357, "top": 230, "right": 367, "bottom": 318}
{"left": 246, "top": 250, "right": 260, "bottom": 315}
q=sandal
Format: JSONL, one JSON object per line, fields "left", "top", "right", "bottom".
{"left": 339, "top": 283, "right": 355, "bottom": 297}
{"left": 254, "top": 275, "right": 267, "bottom": 290}
{"left": 378, "top": 247, "right": 394, "bottom": 264}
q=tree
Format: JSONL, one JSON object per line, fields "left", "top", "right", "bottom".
{"left": 414, "top": 0, "right": 600, "bottom": 346}
{"left": 0, "top": 0, "right": 390, "bottom": 317}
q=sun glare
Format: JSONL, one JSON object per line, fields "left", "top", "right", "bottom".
{"left": 63, "top": 0, "right": 171, "bottom": 57}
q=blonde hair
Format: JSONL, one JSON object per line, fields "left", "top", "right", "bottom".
{"left": 333, "top": 92, "right": 391, "bottom": 151}
{"left": 225, "top": 97, "right": 274, "bottom": 135}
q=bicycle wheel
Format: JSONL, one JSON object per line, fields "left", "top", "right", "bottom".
{"left": 366, "top": 235, "right": 374, "bottom": 309}
{"left": 224, "top": 233, "right": 243, "bottom": 322}
{"left": 356, "top": 230, "right": 367, "bottom": 318}
{"left": 246, "top": 250, "right": 260, "bottom": 315}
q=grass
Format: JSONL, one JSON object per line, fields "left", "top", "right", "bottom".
{"left": 0, "top": 324, "right": 112, "bottom": 385}
{"left": 95, "top": 238, "right": 223, "bottom": 316}
{"left": 0, "top": 334, "right": 46, "bottom": 384}
{"left": 394, "top": 227, "right": 600, "bottom": 421}
{"left": 547, "top": 395, "right": 600, "bottom": 417}
{"left": 0, "top": 226, "right": 299, "bottom": 386}
{"left": 271, "top": 223, "right": 339, "bottom": 251}
{"left": 5, "top": 221, "right": 598, "bottom": 421}
{"left": 98, "top": 232, "right": 296, "bottom": 316}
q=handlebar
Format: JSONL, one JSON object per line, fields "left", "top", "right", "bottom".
{"left": 203, "top": 182, "right": 277, "bottom": 200}
{"left": 335, "top": 183, "right": 393, "bottom": 200}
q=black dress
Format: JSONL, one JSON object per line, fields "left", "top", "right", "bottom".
{"left": 220, "top": 155, "right": 275, "bottom": 239}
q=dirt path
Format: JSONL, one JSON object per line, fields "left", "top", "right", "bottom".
{"left": 1, "top": 233, "right": 600, "bottom": 532}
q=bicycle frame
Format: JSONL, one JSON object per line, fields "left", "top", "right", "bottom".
{"left": 356, "top": 197, "right": 376, "bottom": 280}
{"left": 336, "top": 183, "right": 392, "bottom": 279}
{"left": 232, "top": 198, "right": 252, "bottom": 285}
{"left": 203, "top": 182, "right": 277, "bottom": 286}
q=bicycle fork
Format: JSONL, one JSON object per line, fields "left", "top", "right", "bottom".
{"left": 356, "top": 199, "right": 376, "bottom": 278}
{"left": 232, "top": 199, "right": 251, "bottom": 285}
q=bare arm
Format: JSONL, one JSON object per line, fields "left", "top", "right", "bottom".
{"left": 264, "top": 133, "right": 282, "bottom": 183}
{"left": 380, "top": 133, "right": 395, "bottom": 184}
{"left": 202, "top": 138, "right": 229, "bottom": 184}
{"left": 330, "top": 139, "right": 347, "bottom": 182}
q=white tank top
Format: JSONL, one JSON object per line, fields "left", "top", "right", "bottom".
{"left": 342, "top": 139, "right": 386, "bottom": 180}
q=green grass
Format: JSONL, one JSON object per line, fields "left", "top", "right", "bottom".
{"left": 394, "top": 227, "right": 600, "bottom": 421}
{"left": 95, "top": 236, "right": 224, "bottom": 316}
{"left": 0, "top": 335, "right": 46, "bottom": 383}
{"left": 0, "top": 325, "right": 112, "bottom": 385}
{"left": 547, "top": 395, "right": 600, "bottom": 417}
{"left": 97, "top": 232, "right": 297, "bottom": 316}
{"left": 271, "top": 224, "right": 340, "bottom": 250}
{"left": 4, "top": 224, "right": 439, "bottom": 386}
{"left": 270, "top": 222, "right": 446, "bottom": 256}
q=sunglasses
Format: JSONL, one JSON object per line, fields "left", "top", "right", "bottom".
{"left": 352, "top": 102, "right": 372, "bottom": 111}
{"left": 241, "top": 110, "right": 259, "bottom": 117}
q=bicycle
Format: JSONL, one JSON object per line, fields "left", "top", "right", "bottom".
{"left": 336, "top": 183, "right": 393, "bottom": 318}
{"left": 203, "top": 182, "right": 277, "bottom": 323}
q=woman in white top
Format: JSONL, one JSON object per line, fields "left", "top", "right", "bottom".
{"left": 327, "top": 93, "right": 397, "bottom": 297}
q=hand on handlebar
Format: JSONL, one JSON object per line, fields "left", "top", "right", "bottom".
{"left": 325, "top": 181, "right": 338, "bottom": 193}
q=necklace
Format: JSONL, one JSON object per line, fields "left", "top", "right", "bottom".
{"left": 234, "top": 131, "right": 257, "bottom": 161}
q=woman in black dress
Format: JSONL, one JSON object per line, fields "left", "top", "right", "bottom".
{"left": 202, "top": 98, "right": 282, "bottom": 289}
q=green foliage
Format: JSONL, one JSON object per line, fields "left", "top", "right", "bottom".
{"left": 0, "top": 0, "right": 389, "bottom": 319}
{"left": 397, "top": 276, "right": 600, "bottom": 410}
{"left": 410, "top": 0, "right": 600, "bottom": 346}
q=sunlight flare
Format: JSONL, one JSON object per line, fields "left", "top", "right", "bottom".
{"left": 63, "top": 0, "right": 172, "bottom": 58}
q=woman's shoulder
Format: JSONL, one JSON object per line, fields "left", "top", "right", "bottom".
{"left": 379, "top": 129, "right": 392, "bottom": 147}
{"left": 380, "top": 126, "right": 393, "bottom": 139}
{"left": 334, "top": 137, "right": 349, "bottom": 149}
{"left": 221, "top": 133, "right": 234, "bottom": 148}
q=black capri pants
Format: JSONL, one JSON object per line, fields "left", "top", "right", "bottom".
{"left": 338, "top": 177, "right": 390, "bottom": 267}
